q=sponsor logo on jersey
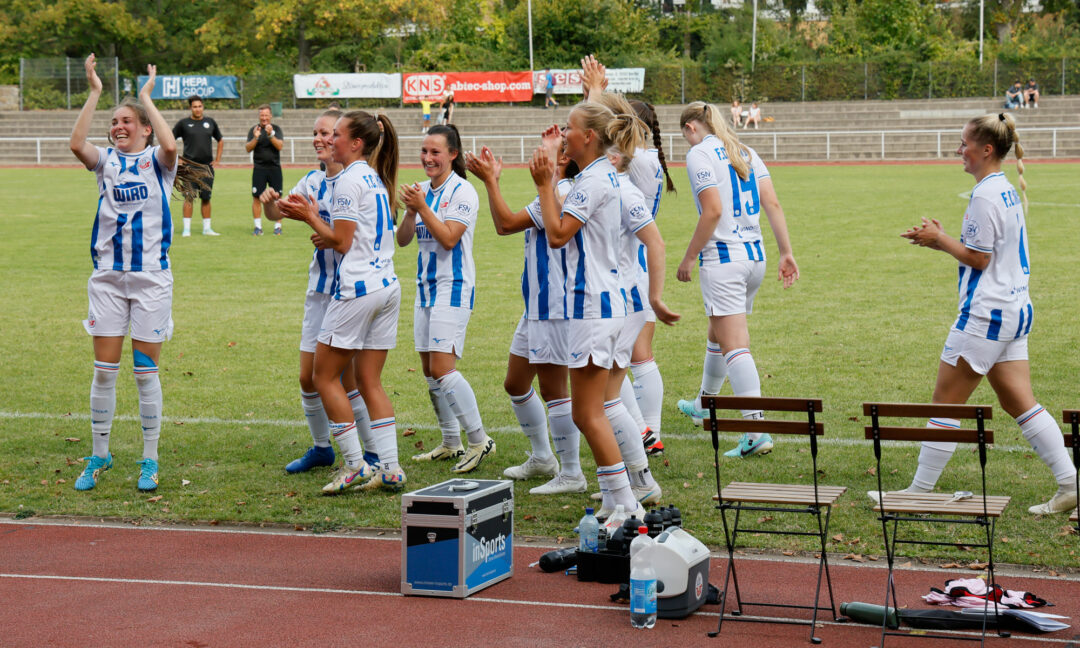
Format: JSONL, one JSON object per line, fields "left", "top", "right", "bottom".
{"left": 456, "top": 203, "right": 472, "bottom": 216}
{"left": 630, "top": 205, "right": 647, "bottom": 220}
{"left": 568, "top": 191, "right": 588, "bottom": 207}
{"left": 113, "top": 181, "right": 149, "bottom": 203}
{"left": 336, "top": 196, "right": 352, "bottom": 209}
{"left": 696, "top": 169, "right": 712, "bottom": 182}
{"left": 963, "top": 219, "right": 979, "bottom": 241}
{"left": 440, "top": 201, "right": 450, "bottom": 209}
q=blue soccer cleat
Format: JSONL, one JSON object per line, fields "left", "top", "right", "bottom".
{"left": 677, "top": 399, "right": 705, "bottom": 427}
{"left": 723, "top": 434, "right": 774, "bottom": 458}
{"left": 285, "top": 445, "right": 336, "bottom": 474}
{"left": 137, "top": 458, "right": 159, "bottom": 491}
{"left": 74, "top": 454, "right": 113, "bottom": 491}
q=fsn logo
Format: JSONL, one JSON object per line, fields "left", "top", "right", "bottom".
{"left": 405, "top": 75, "right": 445, "bottom": 98}
{"left": 113, "top": 182, "right": 149, "bottom": 203}
{"left": 472, "top": 533, "right": 507, "bottom": 563}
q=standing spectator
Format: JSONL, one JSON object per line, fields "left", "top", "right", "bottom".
{"left": 419, "top": 95, "right": 439, "bottom": 133}
{"left": 172, "top": 95, "right": 222, "bottom": 237}
{"left": 730, "top": 100, "right": 742, "bottom": 128}
{"left": 438, "top": 91, "right": 455, "bottom": 125}
{"left": 1004, "top": 82, "right": 1022, "bottom": 110}
{"left": 744, "top": 102, "right": 762, "bottom": 129}
{"left": 543, "top": 68, "right": 558, "bottom": 109}
{"left": 245, "top": 104, "right": 284, "bottom": 236}
{"left": 1024, "top": 78, "right": 1040, "bottom": 109}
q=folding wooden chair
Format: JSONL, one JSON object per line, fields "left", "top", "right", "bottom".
{"left": 863, "top": 402, "right": 1010, "bottom": 647}
{"left": 702, "top": 396, "right": 847, "bottom": 644}
{"left": 1064, "top": 410, "right": 1080, "bottom": 531}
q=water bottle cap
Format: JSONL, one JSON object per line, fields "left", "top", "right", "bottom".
{"left": 638, "top": 526, "right": 648, "bottom": 534}
{"left": 585, "top": 507, "right": 594, "bottom": 515}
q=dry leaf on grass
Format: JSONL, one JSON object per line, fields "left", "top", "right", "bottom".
{"left": 843, "top": 553, "right": 865, "bottom": 562}
{"left": 402, "top": 428, "right": 416, "bottom": 437}
{"left": 147, "top": 495, "right": 163, "bottom": 503}
{"left": 65, "top": 437, "right": 80, "bottom": 443}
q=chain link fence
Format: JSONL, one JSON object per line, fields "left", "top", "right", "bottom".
{"left": 16, "top": 56, "right": 1079, "bottom": 110}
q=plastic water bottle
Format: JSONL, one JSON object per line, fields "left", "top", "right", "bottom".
{"left": 629, "top": 534, "right": 657, "bottom": 629}
{"left": 578, "top": 507, "right": 599, "bottom": 553}
{"left": 629, "top": 525, "right": 653, "bottom": 563}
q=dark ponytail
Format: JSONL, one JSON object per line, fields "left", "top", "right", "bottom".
{"left": 631, "top": 99, "right": 675, "bottom": 193}
{"left": 427, "top": 124, "right": 467, "bottom": 179}
{"left": 340, "top": 110, "right": 399, "bottom": 213}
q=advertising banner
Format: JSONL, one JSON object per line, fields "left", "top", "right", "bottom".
{"left": 533, "top": 68, "right": 645, "bottom": 95}
{"left": 403, "top": 71, "right": 533, "bottom": 103}
{"left": 136, "top": 75, "right": 239, "bottom": 100}
{"left": 293, "top": 73, "right": 401, "bottom": 99}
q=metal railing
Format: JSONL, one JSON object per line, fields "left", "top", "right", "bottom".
{"left": 6, "top": 128, "right": 1080, "bottom": 165}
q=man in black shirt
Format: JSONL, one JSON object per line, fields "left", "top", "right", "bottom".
{"left": 245, "top": 104, "right": 285, "bottom": 235}
{"left": 172, "top": 95, "right": 223, "bottom": 236}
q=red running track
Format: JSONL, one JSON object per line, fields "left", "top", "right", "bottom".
{"left": 1, "top": 518, "right": 1077, "bottom": 647}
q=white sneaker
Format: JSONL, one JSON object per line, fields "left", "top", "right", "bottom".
{"left": 182, "top": 230, "right": 191, "bottom": 237}
{"left": 1028, "top": 489, "right": 1078, "bottom": 515}
{"left": 529, "top": 472, "right": 588, "bottom": 495}
{"left": 203, "top": 229, "right": 220, "bottom": 236}
{"left": 866, "top": 488, "right": 922, "bottom": 504}
{"left": 503, "top": 452, "right": 558, "bottom": 480}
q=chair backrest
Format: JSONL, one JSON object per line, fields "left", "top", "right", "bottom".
{"left": 862, "top": 402, "right": 995, "bottom": 513}
{"left": 701, "top": 395, "right": 824, "bottom": 493}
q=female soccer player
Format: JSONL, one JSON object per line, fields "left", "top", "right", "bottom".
{"left": 529, "top": 102, "right": 646, "bottom": 519}
{"left": 396, "top": 124, "right": 495, "bottom": 474}
{"left": 880, "top": 113, "right": 1075, "bottom": 515}
{"left": 70, "top": 55, "right": 202, "bottom": 492}
{"left": 465, "top": 136, "right": 588, "bottom": 494}
{"left": 277, "top": 110, "right": 403, "bottom": 493}
{"left": 259, "top": 110, "right": 381, "bottom": 475}
{"left": 675, "top": 102, "right": 799, "bottom": 459}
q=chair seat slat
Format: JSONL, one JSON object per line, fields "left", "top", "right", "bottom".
{"left": 706, "top": 418, "right": 824, "bottom": 436}
{"left": 870, "top": 492, "right": 1010, "bottom": 517}
{"left": 862, "top": 402, "right": 994, "bottom": 420}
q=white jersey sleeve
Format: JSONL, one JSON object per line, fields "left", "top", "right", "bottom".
{"left": 627, "top": 148, "right": 664, "bottom": 218}
{"left": 332, "top": 160, "right": 396, "bottom": 299}
{"left": 618, "top": 174, "right": 654, "bottom": 314}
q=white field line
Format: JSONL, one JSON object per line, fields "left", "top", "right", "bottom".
{"left": 0, "top": 573, "right": 1074, "bottom": 643}
{"left": 0, "top": 409, "right": 1039, "bottom": 454}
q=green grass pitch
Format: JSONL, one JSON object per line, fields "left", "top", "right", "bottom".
{"left": 0, "top": 158, "right": 1078, "bottom": 567}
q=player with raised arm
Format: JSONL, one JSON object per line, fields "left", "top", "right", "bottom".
{"left": 675, "top": 102, "right": 799, "bottom": 459}
{"left": 396, "top": 124, "right": 495, "bottom": 474}
{"left": 277, "top": 110, "right": 403, "bottom": 493}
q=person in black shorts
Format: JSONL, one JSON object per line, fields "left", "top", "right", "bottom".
{"left": 245, "top": 104, "right": 285, "bottom": 235}
{"left": 172, "top": 95, "right": 223, "bottom": 236}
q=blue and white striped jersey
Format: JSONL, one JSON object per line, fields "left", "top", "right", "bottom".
{"left": 289, "top": 169, "right": 342, "bottom": 295}
{"left": 411, "top": 173, "right": 479, "bottom": 309}
{"left": 560, "top": 157, "right": 626, "bottom": 320}
{"left": 627, "top": 148, "right": 663, "bottom": 219}
{"left": 331, "top": 160, "right": 396, "bottom": 300}
{"left": 953, "top": 172, "right": 1034, "bottom": 340}
{"left": 89, "top": 146, "right": 177, "bottom": 271}
{"left": 685, "top": 135, "right": 769, "bottom": 266}
{"left": 523, "top": 178, "right": 573, "bottom": 321}
{"left": 617, "top": 172, "right": 655, "bottom": 314}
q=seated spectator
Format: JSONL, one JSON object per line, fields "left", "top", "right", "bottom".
{"left": 744, "top": 102, "right": 762, "bottom": 129}
{"left": 1024, "top": 78, "right": 1039, "bottom": 109}
{"left": 1004, "top": 82, "right": 1022, "bottom": 109}
{"left": 730, "top": 100, "right": 742, "bottom": 127}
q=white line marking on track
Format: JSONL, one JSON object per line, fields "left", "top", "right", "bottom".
{"left": 0, "top": 573, "right": 1072, "bottom": 643}
{"left": 0, "top": 410, "right": 1040, "bottom": 453}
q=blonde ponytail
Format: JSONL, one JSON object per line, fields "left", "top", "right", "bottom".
{"left": 969, "top": 112, "right": 1027, "bottom": 215}
{"left": 680, "top": 101, "right": 750, "bottom": 180}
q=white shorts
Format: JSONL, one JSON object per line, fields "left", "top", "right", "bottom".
{"left": 700, "top": 260, "right": 766, "bottom": 316}
{"left": 644, "top": 302, "right": 656, "bottom": 324}
{"left": 509, "top": 315, "right": 569, "bottom": 366}
{"left": 613, "top": 310, "right": 648, "bottom": 369}
{"left": 566, "top": 317, "right": 624, "bottom": 370}
{"left": 413, "top": 304, "right": 471, "bottom": 357}
{"left": 941, "top": 328, "right": 1028, "bottom": 376}
{"left": 84, "top": 269, "right": 173, "bottom": 342}
{"left": 318, "top": 282, "right": 400, "bottom": 350}
{"left": 300, "top": 291, "right": 332, "bottom": 353}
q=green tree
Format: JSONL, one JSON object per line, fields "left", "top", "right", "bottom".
{"left": 504, "top": 0, "right": 660, "bottom": 68}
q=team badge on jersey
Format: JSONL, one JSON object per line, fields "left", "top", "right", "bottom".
{"left": 203, "top": 122, "right": 210, "bottom": 129}
{"left": 138, "top": 157, "right": 151, "bottom": 171}
{"left": 964, "top": 219, "right": 979, "bottom": 241}
{"left": 568, "top": 190, "right": 588, "bottom": 207}
{"left": 456, "top": 203, "right": 473, "bottom": 216}
{"left": 696, "top": 169, "right": 713, "bottom": 182}
{"left": 630, "top": 204, "right": 647, "bottom": 220}
{"left": 336, "top": 196, "right": 352, "bottom": 209}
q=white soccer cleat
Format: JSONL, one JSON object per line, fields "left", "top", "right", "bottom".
{"left": 411, "top": 444, "right": 464, "bottom": 462}
{"left": 1028, "top": 489, "right": 1078, "bottom": 515}
{"left": 503, "top": 453, "right": 558, "bottom": 480}
{"left": 452, "top": 436, "right": 496, "bottom": 474}
{"left": 529, "top": 472, "right": 588, "bottom": 495}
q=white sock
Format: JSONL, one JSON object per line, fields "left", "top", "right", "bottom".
{"left": 202, "top": 219, "right": 213, "bottom": 232}
{"left": 697, "top": 341, "right": 727, "bottom": 408}
{"left": 274, "top": 221, "right": 282, "bottom": 231}
{"left": 133, "top": 364, "right": 162, "bottom": 461}
{"left": 1017, "top": 404, "right": 1076, "bottom": 487}
{"left": 90, "top": 361, "right": 119, "bottom": 458}
{"left": 597, "top": 463, "right": 635, "bottom": 511}
{"left": 301, "top": 391, "right": 331, "bottom": 447}
{"left": 631, "top": 358, "right": 664, "bottom": 437}
{"left": 182, "top": 217, "right": 192, "bottom": 233}
{"left": 511, "top": 388, "right": 554, "bottom": 460}
{"left": 347, "top": 389, "right": 375, "bottom": 453}
{"left": 909, "top": 418, "right": 960, "bottom": 492}
{"left": 437, "top": 370, "right": 486, "bottom": 445}
{"left": 548, "top": 398, "right": 582, "bottom": 478}
{"left": 725, "top": 348, "right": 764, "bottom": 439}
{"left": 619, "top": 376, "right": 648, "bottom": 433}
{"left": 606, "top": 399, "right": 648, "bottom": 470}
{"left": 371, "top": 417, "right": 399, "bottom": 471}
{"left": 254, "top": 217, "right": 262, "bottom": 229}
{"left": 330, "top": 421, "right": 363, "bottom": 467}
{"left": 426, "top": 376, "right": 461, "bottom": 448}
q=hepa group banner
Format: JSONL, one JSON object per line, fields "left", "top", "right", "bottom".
{"left": 293, "top": 73, "right": 402, "bottom": 99}
{"left": 136, "top": 75, "right": 239, "bottom": 100}
{"left": 402, "top": 71, "right": 533, "bottom": 103}
{"left": 533, "top": 68, "right": 645, "bottom": 95}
